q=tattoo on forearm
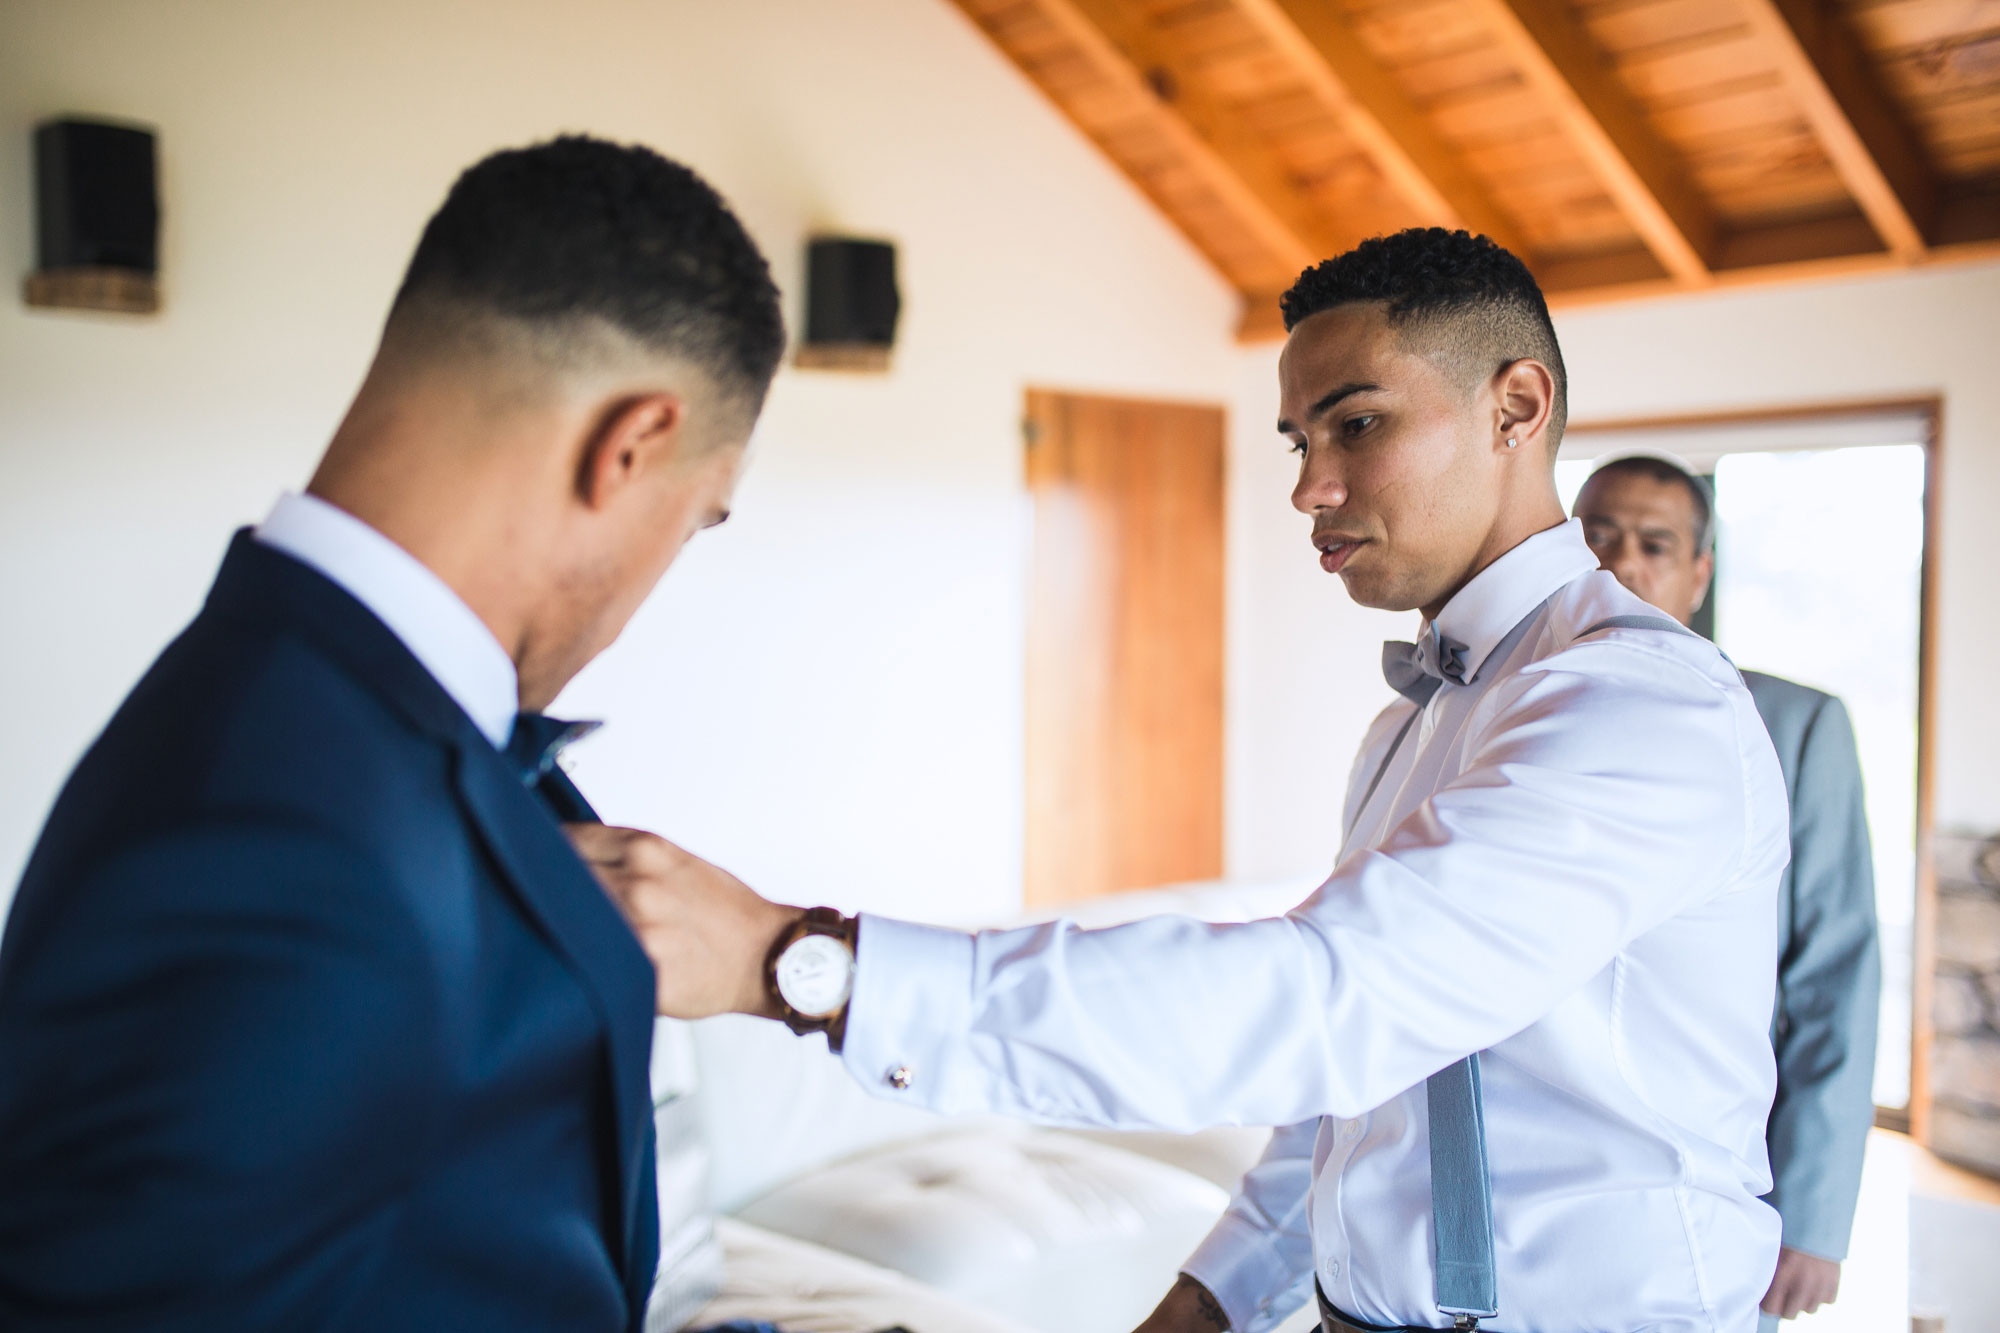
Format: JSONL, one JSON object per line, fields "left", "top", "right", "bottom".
{"left": 1176, "top": 1274, "right": 1231, "bottom": 1330}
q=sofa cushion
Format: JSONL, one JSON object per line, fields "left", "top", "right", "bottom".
{"left": 1065, "top": 1126, "right": 1274, "bottom": 1192}
{"left": 733, "top": 1129, "right": 1229, "bottom": 1333}
{"left": 681, "top": 1218, "right": 1035, "bottom": 1333}
{"left": 691, "top": 1012, "right": 1024, "bottom": 1214}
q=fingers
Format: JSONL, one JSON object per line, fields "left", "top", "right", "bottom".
{"left": 564, "top": 823, "right": 682, "bottom": 873}
{"left": 564, "top": 821, "right": 635, "bottom": 865}
{"left": 1763, "top": 1249, "right": 1840, "bottom": 1320}
{"left": 1760, "top": 1272, "right": 1835, "bottom": 1319}
{"left": 1762, "top": 1279, "right": 1806, "bottom": 1319}
{"left": 559, "top": 822, "right": 786, "bottom": 1019}
{"left": 562, "top": 826, "right": 673, "bottom": 930}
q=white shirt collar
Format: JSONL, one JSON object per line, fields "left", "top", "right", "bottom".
{"left": 1427, "top": 518, "right": 1601, "bottom": 682}
{"left": 254, "top": 492, "right": 519, "bottom": 749}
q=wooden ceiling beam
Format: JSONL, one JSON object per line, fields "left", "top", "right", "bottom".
{"left": 1734, "top": 0, "right": 1937, "bottom": 260}
{"left": 1228, "top": 0, "right": 1531, "bottom": 259}
{"left": 1240, "top": 219, "right": 2000, "bottom": 343}
{"left": 1534, "top": 231, "right": 2000, "bottom": 317}
{"left": 1465, "top": 0, "right": 1719, "bottom": 284}
{"left": 1030, "top": 0, "right": 1348, "bottom": 276}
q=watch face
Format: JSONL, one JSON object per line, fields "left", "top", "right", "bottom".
{"left": 776, "top": 933, "right": 854, "bottom": 1019}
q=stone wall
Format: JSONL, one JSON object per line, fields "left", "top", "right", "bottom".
{"left": 1932, "top": 830, "right": 2000, "bottom": 1176}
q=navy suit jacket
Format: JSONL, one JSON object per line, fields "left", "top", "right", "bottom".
{"left": 1743, "top": 670, "right": 1880, "bottom": 1262}
{"left": 0, "top": 534, "right": 660, "bottom": 1330}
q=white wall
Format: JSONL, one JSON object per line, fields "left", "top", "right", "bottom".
{"left": 0, "top": 0, "right": 1241, "bottom": 924}
{"left": 1225, "top": 260, "right": 2000, "bottom": 881}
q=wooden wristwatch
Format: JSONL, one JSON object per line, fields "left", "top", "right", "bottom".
{"left": 764, "top": 907, "right": 857, "bottom": 1049}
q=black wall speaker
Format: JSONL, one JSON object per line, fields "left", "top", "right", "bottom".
{"left": 799, "top": 237, "right": 900, "bottom": 370}
{"left": 35, "top": 118, "right": 159, "bottom": 273}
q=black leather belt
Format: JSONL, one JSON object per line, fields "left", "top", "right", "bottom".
{"left": 1317, "top": 1282, "right": 1492, "bottom": 1333}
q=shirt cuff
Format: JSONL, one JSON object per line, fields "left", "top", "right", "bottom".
{"left": 1181, "top": 1211, "right": 1315, "bottom": 1333}
{"left": 839, "top": 915, "right": 976, "bottom": 1109}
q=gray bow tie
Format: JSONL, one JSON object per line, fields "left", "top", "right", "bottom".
{"left": 1381, "top": 628, "right": 1471, "bottom": 707}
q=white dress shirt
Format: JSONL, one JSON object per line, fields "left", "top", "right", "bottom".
{"left": 842, "top": 519, "right": 1790, "bottom": 1333}
{"left": 254, "top": 492, "right": 519, "bottom": 749}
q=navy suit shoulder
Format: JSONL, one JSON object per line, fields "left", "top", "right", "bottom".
{"left": 12, "top": 609, "right": 456, "bottom": 950}
{"left": 0, "top": 534, "right": 659, "bottom": 1332}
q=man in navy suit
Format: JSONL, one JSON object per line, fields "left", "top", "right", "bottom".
{"left": 1573, "top": 454, "right": 1880, "bottom": 1328}
{"left": 0, "top": 135, "right": 783, "bottom": 1331}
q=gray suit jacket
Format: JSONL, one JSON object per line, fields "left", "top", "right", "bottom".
{"left": 1743, "top": 670, "right": 1880, "bottom": 1262}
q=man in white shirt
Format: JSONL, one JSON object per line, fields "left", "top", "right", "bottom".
{"left": 575, "top": 228, "right": 1792, "bottom": 1332}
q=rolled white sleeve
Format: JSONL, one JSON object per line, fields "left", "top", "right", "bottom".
{"left": 841, "top": 649, "right": 1763, "bottom": 1132}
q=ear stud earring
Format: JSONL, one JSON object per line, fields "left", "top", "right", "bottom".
{"left": 1505, "top": 437, "right": 1519, "bottom": 448}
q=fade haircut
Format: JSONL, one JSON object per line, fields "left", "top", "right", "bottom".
{"left": 1585, "top": 454, "right": 1716, "bottom": 554}
{"left": 389, "top": 135, "right": 784, "bottom": 414}
{"left": 1280, "top": 228, "right": 1568, "bottom": 450}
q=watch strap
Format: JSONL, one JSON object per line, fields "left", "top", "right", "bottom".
{"left": 764, "top": 907, "right": 856, "bottom": 1045}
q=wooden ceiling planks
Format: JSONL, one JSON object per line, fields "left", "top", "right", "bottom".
{"left": 1877, "top": 37, "right": 2000, "bottom": 177}
{"left": 1232, "top": 0, "right": 1537, "bottom": 249}
{"left": 1733, "top": 0, "right": 1939, "bottom": 256}
{"left": 1345, "top": 0, "right": 1499, "bottom": 66}
{"left": 1303, "top": 1, "right": 1629, "bottom": 256}
{"left": 1919, "top": 87, "right": 2000, "bottom": 175}
{"left": 1444, "top": 4, "right": 1860, "bottom": 244}
{"left": 1843, "top": 0, "right": 2000, "bottom": 51}
{"left": 1580, "top": 0, "right": 1748, "bottom": 52}
{"left": 1048, "top": 0, "right": 1354, "bottom": 261}
{"left": 938, "top": 0, "right": 2000, "bottom": 336}
{"left": 1464, "top": 0, "right": 1725, "bottom": 278}
{"left": 1688, "top": 124, "right": 1856, "bottom": 222}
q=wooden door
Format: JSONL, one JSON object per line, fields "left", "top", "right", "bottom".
{"left": 1024, "top": 390, "right": 1225, "bottom": 907}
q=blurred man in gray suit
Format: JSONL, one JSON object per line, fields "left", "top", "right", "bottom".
{"left": 1574, "top": 454, "right": 1880, "bottom": 1327}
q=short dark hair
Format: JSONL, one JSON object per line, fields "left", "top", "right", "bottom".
{"left": 1280, "top": 228, "right": 1568, "bottom": 447}
{"left": 1582, "top": 455, "right": 1716, "bottom": 554}
{"left": 392, "top": 135, "right": 784, "bottom": 410}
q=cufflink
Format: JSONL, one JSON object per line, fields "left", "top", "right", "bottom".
{"left": 885, "top": 1065, "right": 913, "bottom": 1090}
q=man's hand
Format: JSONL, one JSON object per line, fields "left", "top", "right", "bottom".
{"left": 1132, "top": 1274, "right": 1231, "bottom": 1333}
{"left": 1761, "top": 1246, "right": 1840, "bottom": 1320}
{"left": 566, "top": 824, "right": 798, "bottom": 1019}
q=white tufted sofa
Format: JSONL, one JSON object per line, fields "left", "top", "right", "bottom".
{"left": 647, "top": 878, "right": 1324, "bottom": 1333}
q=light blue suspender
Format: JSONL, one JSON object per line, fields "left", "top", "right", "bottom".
{"left": 1354, "top": 608, "right": 1693, "bottom": 1330}
{"left": 1578, "top": 614, "right": 1699, "bottom": 638}
{"left": 1425, "top": 1056, "right": 1499, "bottom": 1326}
